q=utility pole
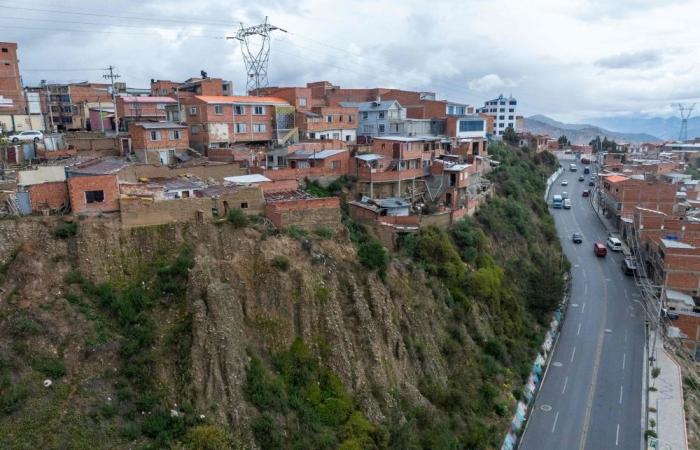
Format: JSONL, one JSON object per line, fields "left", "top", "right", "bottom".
{"left": 675, "top": 103, "right": 695, "bottom": 142}
{"left": 103, "top": 66, "right": 120, "bottom": 132}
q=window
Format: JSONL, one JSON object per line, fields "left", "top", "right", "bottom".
{"left": 345, "top": 135, "right": 351, "bottom": 141}
{"left": 499, "top": 116, "right": 505, "bottom": 120}
{"left": 169, "top": 130, "right": 181, "bottom": 140}
{"left": 509, "top": 100, "right": 516, "bottom": 105}
{"left": 253, "top": 124, "right": 266, "bottom": 133}
{"left": 189, "top": 106, "right": 197, "bottom": 115}
{"left": 240, "top": 202, "right": 249, "bottom": 209}
{"left": 509, "top": 108, "right": 514, "bottom": 112}
{"left": 157, "top": 103, "right": 166, "bottom": 110}
{"left": 348, "top": 115, "right": 353, "bottom": 123}
{"left": 332, "top": 132, "right": 340, "bottom": 140}
{"left": 326, "top": 115, "right": 332, "bottom": 123}
{"left": 1, "top": 48, "right": 7, "bottom": 53}
{"left": 299, "top": 97, "right": 307, "bottom": 107}
{"left": 235, "top": 123, "right": 247, "bottom": 133}
{"left": 331, "top": 160, "right": 341, "bottom": 169}
{"left": 214, "top": 104, "right": 223, "bottom": 115}
{"left": 498, "top": 123, "right": 505, "bottom": 127}
{"left": 190, "top": 126, "right": 199, "bottom": 134}
{"left": 378, "top": 124, "right": 385, "bottom": 133}
{"left": 62, "top": 106, "right": 72, "bottom": 113}
{"left": 253, "top": 106, "right": 265, "bottom": 115}
{"left": 234, "top": 105, "right": 244, "bottom": 115}
{"left": 62, "top": 117, "right": 72, "bottom": 123}
{"left": 362, "top": 112, "right": 368, "bottom": 119}
{"left": 508, "top": 115, "right": 514, "bottom": 120}
{"left": 459, "top": 120, "right": 485, "bottom": 132}
{"left": 85, "top": 190, "right": 104, "bottom": 204}
{"left": 362, "top": 125, "right": 372, "bottom": 133}
{"left": 499, "top": 108, "right": 505, "bottom": 112}
{"left": 339, "top": 115, "right": 343, "bottom": 122}
{"left": 50, "top": 106, "right": 59, "bottom": 112}
{"left": 150, "top": 131, "right": 161, "bottom": 141}
{"left": 378, "top": 112, "right": 385, "bottom": 119}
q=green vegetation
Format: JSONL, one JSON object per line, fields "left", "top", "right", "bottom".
{"left": 357, "top": 239, "right": 388, "bottom": 276}
{"left": 503, "top": 125, "right": 518, "bottom": 145}
{"left": 271, "top": 255, "right": 290, "bottom": 271}
{"left": 227, "top": 208, "right": 249, "bottom": 228}
{"left": 245, "top": 339, "right": 386, "bottom": 449}
{"left": 54, "top": 222, "right": 77, "bottom": 238}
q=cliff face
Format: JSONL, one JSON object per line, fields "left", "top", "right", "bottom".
{"left": 0, "top": 218, "right": 483, "bottom": 448}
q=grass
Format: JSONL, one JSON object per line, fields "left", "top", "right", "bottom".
{"left": 54, "top": 222, "right": 77, "bottom": 239}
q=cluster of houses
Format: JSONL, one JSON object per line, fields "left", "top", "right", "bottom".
{"left": 589, "top": 143, "right": 700, "bottom": 360}
{"left": 0, "top": 41, "right": 520, "bottom": 246}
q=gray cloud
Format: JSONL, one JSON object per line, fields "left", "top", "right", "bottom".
{"left": 595, "top": 50, "right": 661, "bottom": 69}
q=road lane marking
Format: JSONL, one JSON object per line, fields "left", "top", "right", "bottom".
{"left": 582, "top": 303, "right": 586, "bottom": 314}
{"left": 570, "top": 347, "right": 576, "bottom": 362}
{"left": 622, "top": 353, "right": 626, "bottom": 370}
{"left": 551, "top": 411, "right": 560, "bottom": 433}
{"left": 577, "top": 323, "right": 582, "bottom": 336}
{"left": 615, "top": 423, "right": 620, "bottom": 446}
{"left": 619, "top": 385, "right": 623, "bottom": 405}
{"left": 562, "top": 376, "right": 568, "bottom": 394}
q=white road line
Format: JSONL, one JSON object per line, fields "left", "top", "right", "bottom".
{"left": 615, "top": 423, "right": 620, "bottom": 446}
{"left": 582, "top": 303, "right": 586, "bottom": 314}
{"left": 571, "top": 347, "right": 577, "bottom": 363}
{"left": 619, "top": 385, "right": 623, "bottom": 405}
{"left": 551, "top": 411, "right": 560, "bottom": 433}
{"left": 562, "top": 376, "right": 569, "bottom": 394}
{"left": 577, "top": 323, "right": 582, "bottom": 336}
{"left": 622, "top": 353, "right": 626, "bottom": 370}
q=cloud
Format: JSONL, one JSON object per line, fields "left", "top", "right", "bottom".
{"left": 594, "top": 50, "right": 661, "bottom": 69}
{"left": 468, "top": 74, "right": 516, "bottom": 92}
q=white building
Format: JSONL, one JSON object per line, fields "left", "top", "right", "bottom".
{"left": 478, "top": 94, "right": 518, "bottom": 136}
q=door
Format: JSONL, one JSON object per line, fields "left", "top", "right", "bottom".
{"left": 16, "top": 191, "right": 31, "bottom": 215}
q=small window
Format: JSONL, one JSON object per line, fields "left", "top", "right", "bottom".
{"left": 253, "top": 106, "right": 264, "bottom": 115}
{"left": 339, "top": 115, "right": 343, "bottom": 122}
{"left": 1, "top": 48, "right": 7, "bottom": 53}
{"left": 331, "top": 160, "right": 341, "bottom": 169}
{"left": 190, "top": 126, "right": 199, "bottom": 135}
{"left": 214, "top": 104, "right": 223, "bottom": 115}
{"left": 378, "top": 112, "right": 384, "bottom": 119}
{"left": 362, "top": 112, "right": 368, "bottom": 119}
{"left": 189, "top": 106, "right": 198, "bottom": 115}
{"left": 156, "top": 103, "right": 165, "bottom": 110}
{"left": 235, "top": 123, "right": 247, "bottom": 133}
{"left": 234, "top": 105, "right": 244, "bottom": 115}
{"left": 85, "top": 190, "right": 104, "bottom": 204}
{"left": 169, "top": 130, "right": 181, "bottom": 140}
{"left": 348, "top": 115, "right": 353, "bottom": 123}
{"left": 299, "top": 97, "right": 307, "bottom": 107}
{"left": 326, "top": 115, "right": 332, "bottom": 123}
{"left": 240, "top": 202, "right": 249, "bottom": 209}
{"left": 253, "top": 124, "right": 266, "bottom": 133}
{"left": 150, "top": 131, "right": 161, "bottom": 141}
{"left": 378, "top": 124, "right": 385, "bottom": 133}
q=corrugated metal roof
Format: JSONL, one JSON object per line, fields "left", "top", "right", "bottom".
{"left": 18, "top": 166, "right": 66, "bottom": 186}
{"left": 286, "top": 149, "right": 345, "bottom": 160}
{"left": 339, "top": 100, "right": 400, "bottom": 112}
{"left": 356, "top": 154, "right": 384, "bottom": 162}
{"left": 134, "top": 122, "right": 187, "bottom": 130}
{"left": 194, "top": 95, "right": 290, "bottom": 106}
{"left": 224, "top": 174, "right": 271, "bottom": 184}
{"left": 606, "top": 175, "right": 629, "bottom": 183}
{"left": 119, "top": 96, "right": 176, "bottom": 103}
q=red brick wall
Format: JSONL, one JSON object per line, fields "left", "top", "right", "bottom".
{"left": 129, "top": 124, "right": 189, "bottom": 151}
{"left": 673, "top": 313, "right": 700, "bottom": 354}
{"left": 265, "top": 197, "right": 340, "bottom": 229}
{"left": 68, "top": 175, "right": 120, "bottom": 214}
{"left": 0, "top": 42, "right": 25, "bottom": 115}
{"left": 27, "top": 181, "right": 69, "bottom": 212}
{"left": 259, "top": 179, "right": 299, "bottom": 193}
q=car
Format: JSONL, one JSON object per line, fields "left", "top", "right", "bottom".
{"left": 606, "top": 236, "right": 623, "bottom": 251}
{"left": 572, "top": 232, "right": 583, "bottom": 244}
{"left": 582, "top": 190, "right": 590, "bottom": 197}
{"left": 588, "top": 181, "right": 595, "bottom": 186}
{"left": 561, "top": 191, "right": 568, "bottom": 199}
{"left": 578, "top": 176, "right": 585, "bottom": 182}
{"left": 563, "top": 198, "right": 572, "bottom": 209}
{"left": 621, "top": 257, "right": 637, "bottom": 275}
{"left": 8, "top": 130, "right": 43, "bottom": 143}
{"left": 561, "top": 180, "right": 569, "bottom": 186}
{"left": 594, "top": 242, "right": 607, "bottom": 257}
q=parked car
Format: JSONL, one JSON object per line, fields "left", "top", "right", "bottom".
{"left": 594, "top": 242, "right": 607, "bottom": 257}
{"left": 621, "top": 257, "right": 637, "bottom": 275}
{"left": 582, "top": 190, "right": 590, "bottom": 197}
{"left": 607, "top": 236, "right": 623, "bottom": 252}
{"left": 572, "top": 232, "right": 583, "bottom": 244}
{"left": 561, "top": 180, "right": 569, "bottom": 186}
{"left": 8, "top": 130, "right": 43, "bottom": 143}
{"left": 578, "top": 176, "right": 585, "bottom": 182}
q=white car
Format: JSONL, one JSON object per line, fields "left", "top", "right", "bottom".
{"left": 8, "top": 130, "right": 43, "bottom": 143}
{"left": 561, "top": 180, "right": 569, "bottom": 186}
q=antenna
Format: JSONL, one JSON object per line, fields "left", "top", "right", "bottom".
{"left": 227, "top": 17, "right": 286, "bottom": 95}
{"left": 675, "top": 103, "right": 695, "bottom": 142}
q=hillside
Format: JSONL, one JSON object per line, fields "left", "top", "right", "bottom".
{"left": 524, "top": 114, "right": 661, "bottom": 144}
{"left": 0, "top": 143, "right": 565, "bottom": 449}
{"left": 587, "top": 115, "right": 700, "bottom": 142}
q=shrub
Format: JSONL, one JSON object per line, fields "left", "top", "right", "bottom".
{"left": 314, "top": 284, "right": 331, "bottom": 303}
{"left": 183, "top": 425, "right": 233, "bottom": 450}
{"left": 314, "top": 227, "right": 334, "bottom": 239}
{"left": 271, "top": 255, "right": 290, "bottom": 271}
{"left": 357, "top": 238, "right": 388, "bottom": 274}
{"left": 54, "top": 222, "right": 77, "bottom": 238}
{"left": 31, "top": 355, "right": 66, "bottom": 378}
{"left": 0, "top": 382, "right": 27, "bottom": 414}
{"left": 64, "top": 270, "right": 84, "bottom": 285}
{"left": 226, "top": 208, "right": 248, "bottom": 228}
{"left": 285, "top": 225, "right": 309, "bottom": 240}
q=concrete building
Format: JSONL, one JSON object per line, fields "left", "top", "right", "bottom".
{"left": 43, "top": 82, "right": 112, "bottom": 131}
{"left": 0, "top": 42, "right": 25, "bottom": 115}
{"left": 116, "top": 96, "right": 177, "bottom": 131}
{"left": 339, "top": 99, "right": 406, "bottom": 138}
{"left": 478, "top": 94, "right": 518, "bottom": 136}
{"left": 296, "top": 106, "right": 358, "bottom": 142}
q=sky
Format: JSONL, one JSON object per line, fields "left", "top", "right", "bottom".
{"left": 2, "top": 0, "right": 700, "bottom": 123}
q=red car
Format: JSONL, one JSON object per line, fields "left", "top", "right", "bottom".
{"left": 594, "top": 242, "right": 607, "bottom": 257}
{"left": 582, "top": 190, "right": 590, "bottom": 197}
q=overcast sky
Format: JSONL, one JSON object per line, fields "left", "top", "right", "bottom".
{"left": 3, "top": 0, "right": 700, "bottom": 122}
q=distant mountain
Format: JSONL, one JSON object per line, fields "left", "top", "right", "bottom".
{"left": 523, "top": 115, "right": 661, "bottom": 145}
{"left": 586, "top": 116, "right": 700, "bottom": 141}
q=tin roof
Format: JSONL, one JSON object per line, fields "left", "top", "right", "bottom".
{"left": 194, "top": 95, "right": 290, "bottom": 106}
{"left": 286, "top": 149, "right": 345, "bottom": 160}
{"left": 224, "top": 174, "right": 271, "bottom": 184}
{"left": 134, "top": 122, "right": 187, "bottom": 130}
{"left": 119, "top": 96, "right": 176, "bottom": 103}
{"left": 69, "top": 159, "right": 128, "bottom": 175}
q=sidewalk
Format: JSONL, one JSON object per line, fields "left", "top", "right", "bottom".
{"left": 647, "top": 336, "right": 689, "bottom": 450}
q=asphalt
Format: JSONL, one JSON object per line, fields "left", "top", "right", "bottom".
{"left": 518, "top": 161, "right": 646, "bottom": 450}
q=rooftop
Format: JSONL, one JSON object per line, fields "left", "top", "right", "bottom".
{"left": 339, "top": 100, "right": 400, "bottom": 112}
{"left": 665, "top": 289, "right": 695, "bottom": 307}
{"left": 134, "top": 122, "right": 187, "bottom": 130}
{"left": 69, "top": 159, "right": 128, "bottom": 175}
{"left": 444, "top": 164, "right": 471, "bottom": 172}
{"left": 356, "top": 153, "right": 384, "bottom": 162}
{"left": 605, "top": 175, "right": 630, "bottom": 183}
{"left": 119, "top": 96, "right": 176, "bottom": 103}
{"left": 224, "top": 174, "right": 271, "bottom": 184}
{"left": 661, "top": 238, "right": 695, "bottom": 249}
{"left": 194, "top": 95, "right": 290, "bottom": 106}
{"left": 286, "top": 149, "right": 346, "bottom": 160}
{"left": 373, "top": 135, "right": 440, "bottom": 142}
{"left": 374, "top": 197, "right": 411, "bottom": 208}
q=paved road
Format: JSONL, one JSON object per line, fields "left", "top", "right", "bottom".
{"left": 519, "top": 162, "right": 646, "bottom": 450}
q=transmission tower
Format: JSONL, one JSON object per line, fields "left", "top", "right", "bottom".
{"left": 227, "top": 17, "right": 286, "bottom": 95}
{"left": 676, "top": 103, "right": 695, "bottom": 142}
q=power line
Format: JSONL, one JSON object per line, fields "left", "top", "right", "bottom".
{"left": 1, "top": 24, "right": 226, "bottom": 39}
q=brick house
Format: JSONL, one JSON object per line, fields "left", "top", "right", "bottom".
{"left": 150, "top": 76, "right": 233, "bottom": 97}
{"left": 16, "top": 166, "right": 69, "bottom": 214}
{"left": 116, "top": 96, "right": 177, "bottom": 131}
{"left": 180, "top": 95, "right": 292, "bottom": 154}
{"left": 128, "top": 122, "right": 190, "bottom": 165}
{"left": 66, "top": 159, "right": 127, "bottom": 214}
{"left": 599, "top": 175, "right": 679, "bottom": 228}
{"left": 296, "top": 106, "right": 358, "bottom": 142}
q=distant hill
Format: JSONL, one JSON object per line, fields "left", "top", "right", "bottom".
{"left": 586, "top": 116, "right": 700, "bottom": 141}
{"left": 523, "top": 115, "right": 661, "bottom": 145}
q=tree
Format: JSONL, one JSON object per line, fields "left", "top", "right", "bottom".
{"left": 589, "top": 136, "right": 602, "bottom": 153}
{"left": 503, "top": 126, "right": 518, "bottom": 145}
{"left": 557, "top": 135, "right": 570, "bottom": 148}
{"left": 651, "top": 366, "right": 661, "bottom": 388}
